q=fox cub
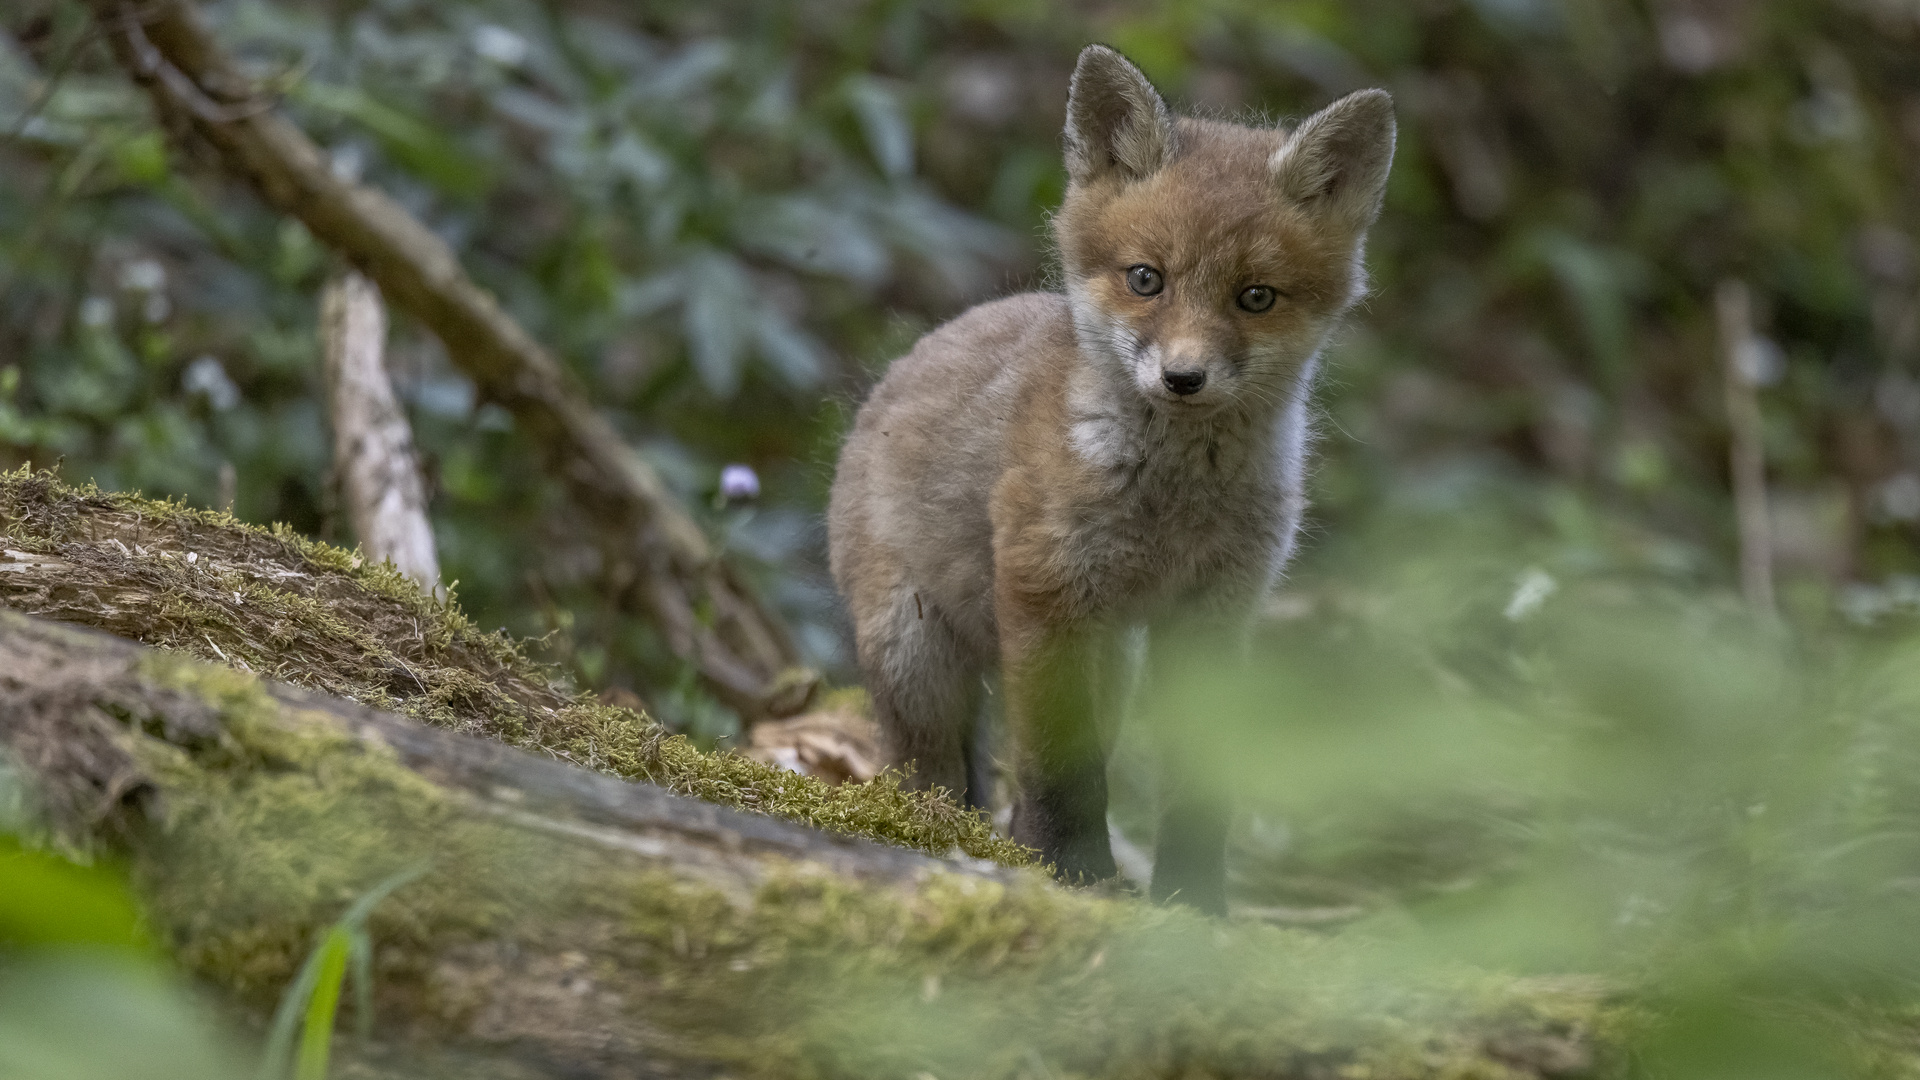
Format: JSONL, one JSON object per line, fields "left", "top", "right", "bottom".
{"left": 829, "top": 45, "right": 1395, "bottom": 913}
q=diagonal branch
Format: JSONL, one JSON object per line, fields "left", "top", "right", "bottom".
{"left": 84, "top": 0, "right": 815, "bottom": 720}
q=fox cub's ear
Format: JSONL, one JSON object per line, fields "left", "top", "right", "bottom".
{"left": 1271, "top": 90, "right": 1397, "bottom": 229}
{"left": 1064, "top": 45, "right": 1175, "bottom": 185}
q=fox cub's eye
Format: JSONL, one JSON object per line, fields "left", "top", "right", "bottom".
{"left": 1126, "top": 265, "right": 1164, "bottom": 297}
{"left": 1237, "top": 285, "right": 1277, "bottom": 313}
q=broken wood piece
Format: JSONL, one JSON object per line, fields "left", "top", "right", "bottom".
{"left": 743, "top": 699, "right": 884, "bottom": 785}
{"left": 320, "top": 269, "right": 441, "bottom": 593}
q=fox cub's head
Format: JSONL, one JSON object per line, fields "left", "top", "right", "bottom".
{"left": 1055, "top": 45, "right": 1394, "bottom": 414}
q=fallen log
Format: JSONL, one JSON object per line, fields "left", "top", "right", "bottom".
{"left": 0, "top": 468, "right": 1023, "bottom": 865}
{"left": 0, "top": 607, "right": 1603, "bottom": 1079}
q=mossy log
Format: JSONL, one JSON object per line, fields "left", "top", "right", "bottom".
{"left": 0, "top": 608, "right": 1604, "bottom": 1079}
{"left": 0, "top": 469, "right": 1027, "bottom": 867}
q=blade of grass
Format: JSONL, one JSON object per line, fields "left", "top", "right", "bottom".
{"left": 335, "top": 864, "right": 427, "bottom": 931}
{"left": 294, "top": 926, "right": 351, "bottom": 1080}
{"left": 257, "top": 864, "right": 427, "bottom": 1080}
{"left": 258, "top": 937, "right": 325, "bottom": 1080}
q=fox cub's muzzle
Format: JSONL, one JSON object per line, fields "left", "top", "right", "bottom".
{"left": 1162, "top": 369, "right": 1207, "bottom": 395}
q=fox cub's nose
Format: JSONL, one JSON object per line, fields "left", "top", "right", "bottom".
{"left": 1162, "top": 369, "right": 1207, "bottom": 396}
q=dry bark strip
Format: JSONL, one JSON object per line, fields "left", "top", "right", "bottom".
{"left": 0, "top": 607, "right": 1601, "bottom": 1080}
{"left": 83, "top": 0, "right": 814, "bottom": 721}
{"left": 321, "top": 270, "right": 441, "bottom": 593}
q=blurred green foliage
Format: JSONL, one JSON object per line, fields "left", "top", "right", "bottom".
{"left": 1102, "top": 506, "right": 1920, "bottom": 1075}
{"left": 1, "top": 778, "right": 245, "bottom": 1080}
{"left": 0, "top": 0, "right": 1029, "bottom": 735}
{"left": 1, "top": 835, "right": 149, "bottom": 952}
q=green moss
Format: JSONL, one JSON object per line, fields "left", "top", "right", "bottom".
{"left": 635, "top": 724, "right": 1032, "bottom": 865}
{"left": 127, "top": 652, "right": 578, "bottom": 1000}
{"left": 0, "top": 466, "right": 560, "bottom": 739}
{"left": 0, "top": 469, "right": 1029, "bottom": 865}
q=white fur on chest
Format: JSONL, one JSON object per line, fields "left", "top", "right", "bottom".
{"left": 1058, "top": 361, "right": 1315, "bottom": 612}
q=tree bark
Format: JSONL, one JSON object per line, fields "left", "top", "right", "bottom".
{"left": 320, "top": 270, "right": 441, "bottom": 593}
{"left": 0, "top": 607, "right": 1598, "bottom": 1080}
{"left": 83, "top": 0, "right": 815, "bottom": 720}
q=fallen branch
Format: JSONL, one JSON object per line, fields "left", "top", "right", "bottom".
{"left": 0, "top": 607, "right": 1603, "bottom": 1079}
{"left": 320, "top": 269, "right": 440, "bottom": 593}
{"left": 84, "top": 0, "right": 814, "bottom": 720}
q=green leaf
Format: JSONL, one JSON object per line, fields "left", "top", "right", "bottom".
{"left": 294, "top": 928, "right": 351, "bottom": 1080}
{"left": 110, "top": 132, "right": 170, "bottom": 187}
{"left": 754, "top": 311, "right": 826, "bottom": 388}
{"left": 293, "top": 83, "right": 492, "bottom": 200}
{"left": 682, "top": 251, "right": 751, "bottom": 398}
{"left": 0, "top": 838, "right": 149, "bottom": 953}
{"left": 0, "top": 957, "right": 246, "bottom": 1080}
{"left": 259, "top": 866, "right": 424, "bottom": 1080}
{"left": 845, "top": 76, "right": 915, "bottom": 182}
{"left": 736, "top": 196, "right": 889, "bottom": 284}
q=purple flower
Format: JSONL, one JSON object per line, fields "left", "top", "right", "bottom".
{"left": 719, "top": 463, "right": 760, "bottom": 502}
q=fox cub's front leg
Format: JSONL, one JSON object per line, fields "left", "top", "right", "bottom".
{"left": 998, "top": 598, "right": 1120, "bottom": 884}
{"left": 1147, "top": 714, "right": 1231, "bottom": 915}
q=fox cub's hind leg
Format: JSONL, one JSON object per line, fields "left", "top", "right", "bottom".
{"left": 855, "top": 586, "right": 987, "bottom": 807}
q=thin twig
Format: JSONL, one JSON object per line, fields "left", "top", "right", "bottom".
{"left": 1716, "top": 279, "right": 1775, "bottom": 616}
{"left": 110, "top": 0, "right": 274, "bottom": 124}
